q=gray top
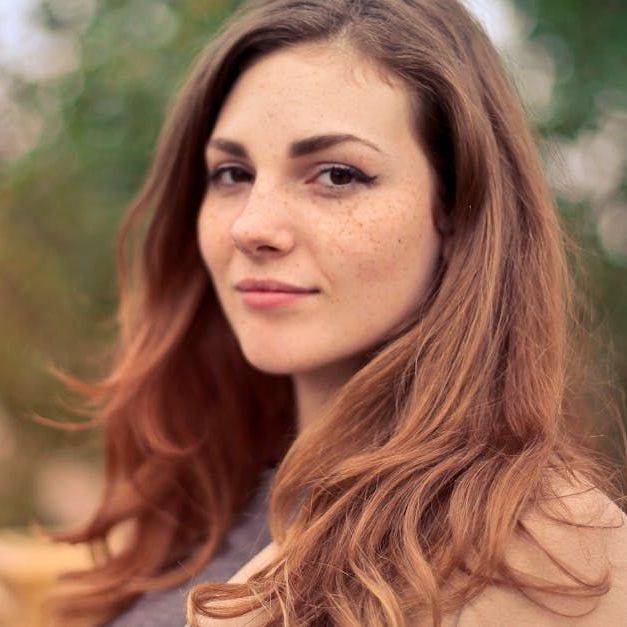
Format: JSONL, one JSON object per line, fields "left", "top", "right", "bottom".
{"left": 107, "top": 468, "right": 275, "bottom": 627}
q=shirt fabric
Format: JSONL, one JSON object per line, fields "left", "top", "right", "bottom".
{"left": 107, "top": 468, "right": 275, "bottom": 627}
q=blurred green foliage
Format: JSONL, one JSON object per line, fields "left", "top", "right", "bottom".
{"left": 519, "top": 0, "right": 627, "bottom": 410}
{"left": 0, "top": 0, "right": 625, "bottom": 526}
{"left": 0, "top": 0, "right": 244, "bottom": 526}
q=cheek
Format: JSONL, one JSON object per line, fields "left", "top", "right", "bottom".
{"left": 197, "top": 206, "right": 230, "bottom": 280}
{"left": 325, "top": 196, "right": 440, "bottom": 290}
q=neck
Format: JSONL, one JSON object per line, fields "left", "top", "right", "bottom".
{"left": 292, "top": 356, "right": 365, "bottom": 433}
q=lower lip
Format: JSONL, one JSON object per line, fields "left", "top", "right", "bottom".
{"left": 239, "top": 290, "right": 317, "bottom": 309}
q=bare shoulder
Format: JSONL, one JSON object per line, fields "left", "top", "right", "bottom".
{"left": 458, "top": 480, "right": 627, "bottom": 626}
{"left": 190, "top": 542, "right": 278, "bottom": 627}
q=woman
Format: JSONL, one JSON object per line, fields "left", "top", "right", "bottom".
{"left": 48, "top": 0, "right": 627, "bottom": 625}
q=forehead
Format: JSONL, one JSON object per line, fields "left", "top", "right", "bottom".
{"left": 209, "top": 42, "right": 416, "bottom": 153}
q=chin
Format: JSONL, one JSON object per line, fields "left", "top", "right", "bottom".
{"left": 238, "top": 342, "right": 326, "bottom": 376}
{"left": 242, "top": 353, "right": 312, "bottom": 376}
{"left": 239, "top": 338, "right": 372, "bottom": 381}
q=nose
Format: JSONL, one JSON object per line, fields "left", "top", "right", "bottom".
{"left": 230, "top": 182, "right": 296, "bottom": 259}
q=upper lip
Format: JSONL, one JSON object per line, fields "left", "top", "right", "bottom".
{"left": 235, "top": 279, "right": 319, "bottom": 293}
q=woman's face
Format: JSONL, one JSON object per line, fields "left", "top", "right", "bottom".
{"left": 198, "top": 42, "right": 441, "bottom": 376}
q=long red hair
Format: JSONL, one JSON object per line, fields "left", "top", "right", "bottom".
{"left": 47, "top": 0, "right": 623, "bottom": 625}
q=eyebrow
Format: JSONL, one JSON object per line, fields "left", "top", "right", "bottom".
{"left": 206, "top": 133, "right": 385, "bottom": 160}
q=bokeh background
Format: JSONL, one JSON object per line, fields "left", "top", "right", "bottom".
{"left": 0, "top": 0, "right": 625, "bottom": 621}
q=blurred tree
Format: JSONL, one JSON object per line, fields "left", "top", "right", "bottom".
{"left": 515, "top": 0, "right": 627, "bottom": 434}
{"left": 0, "top": 0, "right": 625, "bottom": 527}
{"left": 0, "top": 0, "right": 245, "bottom": 526}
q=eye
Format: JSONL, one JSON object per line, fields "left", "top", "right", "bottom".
{"left": 206, "top": 164, "right": 378, "bottom": 192}
{"left": 207, "top": 165, "right": 253, "bottom": 187}
{"left": 315, "top": 165, "right": 377, "bottom": 190}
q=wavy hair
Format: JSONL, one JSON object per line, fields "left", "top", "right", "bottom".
{"left": 47, "top": 0, "right": 623, "bottom": 625}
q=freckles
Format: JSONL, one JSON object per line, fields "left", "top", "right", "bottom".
{"left": 323, "top": 195, "right": 423, "bottom": 281}
{"left": 323, "top": 209, "right": 354, "bottom": 253}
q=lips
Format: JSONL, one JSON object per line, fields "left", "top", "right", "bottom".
{"left": 235, "top": 279, "right": 319, "bottom": 310}
{"left": 235, "top": 279, "right": 319, "bottom": 294}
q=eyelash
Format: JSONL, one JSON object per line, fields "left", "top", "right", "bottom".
{"left": 206, "top": 164, "right": 377, "bottom": 193}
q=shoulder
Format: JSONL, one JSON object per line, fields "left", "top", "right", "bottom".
{"left": 190, "top": 543, "right": 278, "bottom": 627}
{"left": 458, "top": 481, "right": 627, "bottom": 626}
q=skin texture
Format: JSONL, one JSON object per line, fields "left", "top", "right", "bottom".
{"left": 198, "top": 42, "right": 441, "bottom": 430}
{"left": 192, "top": 41, "right": 627, "bottom": 627}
